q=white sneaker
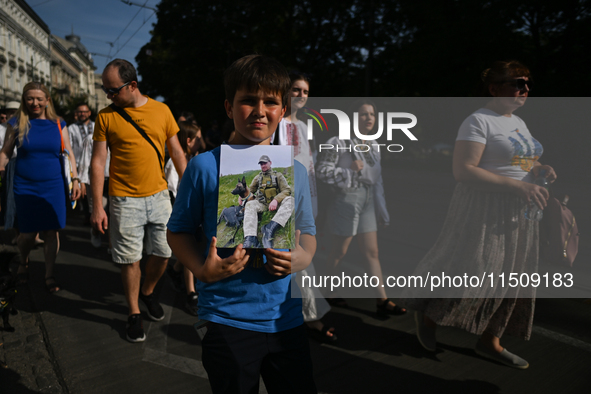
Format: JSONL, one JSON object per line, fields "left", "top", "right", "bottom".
{"left": 90, "top": 228, "right": 102, "bottom": 248}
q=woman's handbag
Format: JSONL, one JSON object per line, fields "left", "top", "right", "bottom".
{"left": 57, "top": 121, "right": 77, "bottom": 209}
{"left": 540, "top": 194, "right": 579, "bottom": 267}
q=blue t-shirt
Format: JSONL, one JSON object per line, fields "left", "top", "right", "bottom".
{"left": 167, "top": 146, "right": 315, "bottom": 333}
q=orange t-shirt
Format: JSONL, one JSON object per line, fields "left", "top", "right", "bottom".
{"left": 94, "top": 97, "right": 179, "bottom": 197}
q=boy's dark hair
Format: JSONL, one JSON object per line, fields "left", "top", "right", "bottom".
{"left": 224, "top": 54, "right": 291, "bottom": 107}
{"left": 105, "top": 59, "right": 138, "bottom": 84}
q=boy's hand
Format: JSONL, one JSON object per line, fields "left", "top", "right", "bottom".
{"left": 263, "top": 248, "right": 292, "bottom": 276}
{"left": 288, "top": 230, "right": 315, "bottom": 272}
{"left": 264, "top": 230, "right": 315, "bottom": 275}
{"left": 200, "top": 236, "right": 249, "bottom": 282}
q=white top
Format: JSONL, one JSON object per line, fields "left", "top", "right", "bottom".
{"left": 457, "top": 108, "right": 543, "bottom": 183}
{"left": 0, "top": 123, "right": 17, "bottom": 158}
{"left": 165, "top": 157, "right": 180, "bottom": 198}
{"left": 276, "top": 118, "right": 318, "bottom": 218}
{"left": 68, "top": 121, "right": 95, "bottom": 168}
{"left": 78, "top": 133, "right": 110, "bottom": 184}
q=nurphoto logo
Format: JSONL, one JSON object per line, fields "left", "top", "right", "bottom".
{"left": 303, "top": 106, "right": 419, "bottom": 153}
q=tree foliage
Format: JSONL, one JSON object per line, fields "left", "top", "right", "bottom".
{"left": 136, "top": 0, "right": 591, "bottom": 128}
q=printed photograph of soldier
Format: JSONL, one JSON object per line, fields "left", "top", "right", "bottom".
{"left": 217, "top": 145, "right": 294, "bottom": 249}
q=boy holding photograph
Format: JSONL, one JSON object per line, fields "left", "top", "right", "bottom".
{"left": 166, "top": 54, "right": 317, "bottom": 393}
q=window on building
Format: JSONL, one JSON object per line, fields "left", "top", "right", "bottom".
{"left": 9, "top": 70, "right": 14, "bottom": 91}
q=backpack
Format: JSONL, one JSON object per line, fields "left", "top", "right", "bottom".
{"left": 540, "top": 194, "right": 579, "bottom": 267}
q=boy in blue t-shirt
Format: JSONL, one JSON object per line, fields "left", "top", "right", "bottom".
{"left": 167, "top": 54, "right": 317, "bottom": 393}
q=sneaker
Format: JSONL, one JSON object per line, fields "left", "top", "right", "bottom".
{"left": 90, "top": 228, "right": 101, "bottom": 248}
{"left": 139, "top": 291, "right": 165, "bottom": 321}
{"left": 166, "top": 264, "right": 184, "bottom": 292}
{"left": 185, "top": 292, "right": 199, "bottom": 316}
{"left": 126, "top": 314, "right": 146, "bottom": 343}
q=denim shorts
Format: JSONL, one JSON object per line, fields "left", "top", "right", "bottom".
{"left": 324, "top": 184, "right": 377, "bottom": 237}
{"left": 109, "top": 189, "right": 172, "bottom": 264}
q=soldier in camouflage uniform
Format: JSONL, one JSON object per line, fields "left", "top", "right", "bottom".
{"left": 243, "top": 155, "right": 294, "bottom": 248}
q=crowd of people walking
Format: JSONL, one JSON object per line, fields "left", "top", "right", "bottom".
{"left": 0, "top": 55, "right": 554, "bottom": 392}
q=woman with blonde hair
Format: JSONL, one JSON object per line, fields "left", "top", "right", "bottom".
{"left": 0, "top": 82, "right": 81, "bottom": 293}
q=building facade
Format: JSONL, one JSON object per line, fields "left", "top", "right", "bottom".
{"left": 0, "top": 0, "right": 51, "bottom": 106}
{"left": 94, "top": 72, "right": 110, "bottom": 112}
{"left": 51, "top": 32, "right": 96, "bottom": 103}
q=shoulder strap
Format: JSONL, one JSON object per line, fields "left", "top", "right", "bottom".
{"left": 57, "top": 120, "right": 64, "bottom": 153}
{"left": 109, "top": 103, "right": 163, "bottom": 170}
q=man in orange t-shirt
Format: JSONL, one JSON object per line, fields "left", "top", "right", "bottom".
{"left": 91, "top": 59, "right": 187, "bottom": 343}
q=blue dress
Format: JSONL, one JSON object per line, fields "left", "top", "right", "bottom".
{"left": 8, "top": 117, "right": 67, "bottom": 232}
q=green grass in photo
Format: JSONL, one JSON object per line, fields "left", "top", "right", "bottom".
{"left": 217, "top": 167, "right": 294, "bottom": 249}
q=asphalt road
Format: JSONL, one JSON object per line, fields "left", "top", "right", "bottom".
{"left": 1, "top": 168, "right": 590, "bottom": 393}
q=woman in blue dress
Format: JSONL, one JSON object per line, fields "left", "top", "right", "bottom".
{"left": 0, "top": 82, "right": 81, "bottom": 293}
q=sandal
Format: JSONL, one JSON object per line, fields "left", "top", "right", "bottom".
{"left": 306, "top": 325, "right": 337, "bottom": 343}
{"left": 45, "top": 276, "right": 61, "bottom": 294}
{"left": 327, "top": 297, "right": 348, "bottom": 307}
{"left": 376, "top": 298, "right": 407, "bottom": 317}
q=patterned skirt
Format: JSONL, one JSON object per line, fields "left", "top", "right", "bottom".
{"left": 405, "top": 182, "right": 538, "bottom": 340}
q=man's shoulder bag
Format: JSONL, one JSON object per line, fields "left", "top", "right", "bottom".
{"left": 109, "top": 103, "right": 164, "bottom": 172}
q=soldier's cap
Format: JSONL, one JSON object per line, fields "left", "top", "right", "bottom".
{"left": 6, "top": 101, "right": 20, "bottom": 110}
{"left": 258, "top": 155, "right": 271, "bottom": 164}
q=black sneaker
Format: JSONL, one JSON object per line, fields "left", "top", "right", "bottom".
{"left": 166, "top": 264, "right": 184, "bottom": 292}
{"left": 185, "top": 292, "right": 199, "bottom": 316}
{"left": 126, "top": 314, "right": 146, "bottom": 343}
{"left": 139, "top": 291, "right": 165, "bottom": 321}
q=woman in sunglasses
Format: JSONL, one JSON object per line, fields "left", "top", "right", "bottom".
{"left": 408, "top": 60, "right": 556, "bottom": 369}
{"left": 0, "top": 82, "right": 81, "bottom": 293}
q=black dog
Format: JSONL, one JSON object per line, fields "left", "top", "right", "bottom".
{"left": 217, "top": 177, "right": 255, "bottom": 246}
{"left": 217, "top": 176, "right": 253, "bottom": 228}
{"left": 0, "top": 274, "right": 18, "bottom": 332}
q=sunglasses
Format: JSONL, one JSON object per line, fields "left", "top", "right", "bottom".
{"left": 503, "top": 79, "right": 533, "bottom": 91}
{"left": 101, "top": 81, "right": 131, "bottom": 96}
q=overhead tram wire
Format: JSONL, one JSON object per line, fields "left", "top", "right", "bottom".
{"left": 110, "top": 0, "right": 148, "bottom": 51}
{"left": 109, "top": 10, "right": 156, "bottom": 60}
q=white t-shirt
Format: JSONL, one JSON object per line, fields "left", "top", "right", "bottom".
{"left": 165, "top": 158, "right": 180, "bottom": 198}
{"left": 456, "top": 108, "right": 543, "bottom": 182}
{"left": 0, "top": 123, "right": 17, "bottom": 158}
{"left": 78, "top": 133, "right": 110, "bottom": 184}
{"left": 276, "top": 118, "right": 318, "bottom": 218}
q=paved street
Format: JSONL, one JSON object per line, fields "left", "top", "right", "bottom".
{"left": 1, "top": 168, "right": 590, "bottom": 393}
